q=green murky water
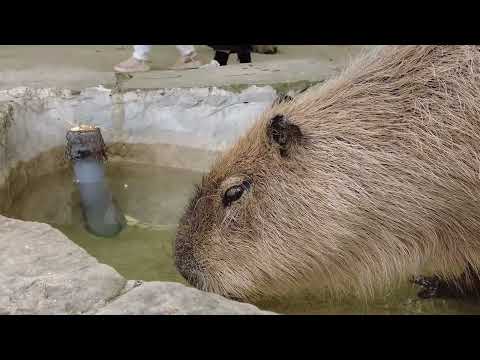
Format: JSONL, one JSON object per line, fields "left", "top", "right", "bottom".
{"left": 5, "top": 162, "right": 203, "bottom": 284}
{"left": 54, "top": 225, "right": 186, "bottom": 283}
{"left": 5, "top": 161, "right": 480, "bottom": 314}
{"left": 257, "top": 287, "right": 480, "bottom": 315}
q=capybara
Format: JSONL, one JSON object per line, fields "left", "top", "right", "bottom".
{"left": 175, "top": 45, "right": 480, "bottom": 302}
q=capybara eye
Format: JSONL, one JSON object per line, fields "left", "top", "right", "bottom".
{"left": 222, "top": 180, "right": 251, "bottom": 207}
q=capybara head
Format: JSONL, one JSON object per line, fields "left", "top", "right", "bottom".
{"left": 175, "top": 46, "right": 480, "bottom": 302}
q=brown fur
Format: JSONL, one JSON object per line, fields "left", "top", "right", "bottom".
{"left": 175, "top": 46, "right": 480, "bottom": 302}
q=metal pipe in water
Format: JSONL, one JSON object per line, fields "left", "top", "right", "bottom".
{"left": 66, "top": 125, "right": 126, "bottom": 237}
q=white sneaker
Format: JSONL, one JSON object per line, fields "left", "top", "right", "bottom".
{"left": 200, "top": 60, "right": 221, "bottom": 69}
{"left": 169, "top": 52, "right": 204, "bottom": 70}
{"left": 114, "top": 57, "right": 151, "bottom": 73}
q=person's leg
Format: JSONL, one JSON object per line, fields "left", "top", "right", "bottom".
{"left": 252, "top": 45, "right": 278, "bottom": 54}
{"left": 176, "top": 45, "right": 195, "bottom": 57}
{"left": 213, "top": 50, "right": 230, "bottom": 66}
{"left": 114, "top": 45, "right": 151, "bottom": 73}
{"left": 237, "top": 51, "right": 252, "bottom": 63}
{"left": 133, "top": 45, "right": 152, "bottom": 60}
{"left": 170, "top": 45, "right": 204, "bottom": 70}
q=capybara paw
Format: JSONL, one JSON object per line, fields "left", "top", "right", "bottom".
{"left": 410, "top": 275, "right": 441, "bottom": 299}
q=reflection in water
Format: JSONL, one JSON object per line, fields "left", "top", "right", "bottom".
{"left": 5, "top": 162, "right": 480, "bottom": 314}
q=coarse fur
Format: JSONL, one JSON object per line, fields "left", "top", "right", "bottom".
{"left": 175, "top": 45, "right": 480, "bottom": 302}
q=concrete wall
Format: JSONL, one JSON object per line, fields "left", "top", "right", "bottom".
{"left": 0, "top": 85, "right": 276, "bottom": 172}
{"left": 0, "top": 85, "right": 277, "bottom": 209}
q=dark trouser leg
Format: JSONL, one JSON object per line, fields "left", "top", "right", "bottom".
{"left": 214, "top": 51, "right": 229, "bottom": 66}
{"left": 237, "top": 51, "right": 252, "bottom": 63}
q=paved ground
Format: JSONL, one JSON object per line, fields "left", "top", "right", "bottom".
{"left": 0, "top": 45, "right": 370, "bottom": 91}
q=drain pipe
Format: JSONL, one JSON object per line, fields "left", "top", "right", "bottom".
{"left": 66, "top": 125, "right": 126, "bottom": 237}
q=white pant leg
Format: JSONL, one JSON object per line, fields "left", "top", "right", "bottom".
{"left": 176, "top": 45, "right": 195, "bottom": 57}
{"left": 133, "top": 45, "right": 152, "bottom": 61}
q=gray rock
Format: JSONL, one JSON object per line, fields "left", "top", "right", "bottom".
{"left": 0, "top": 215, "right": 275, "bottom": 315}
{"left": 96, "top": 281, "right": 274, "bottom": 315}
{"left": 0, "top": 215, "right": 126, "bottom": 314}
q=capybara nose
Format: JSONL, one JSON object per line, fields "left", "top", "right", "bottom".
{"left": 174, "top": 233, "right": 203, "bottom": 288}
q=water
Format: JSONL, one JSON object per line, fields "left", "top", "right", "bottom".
{"left": 5, "top": 162, "right": 203, "bottom": 284}
{"left": 257, "top": 287, "right": 480, "bottom": 315}
{"left": 54, "top": 224, "right": 185, "bottom": 283}
{"left": 5, "top": 161, "right": 480, "bottom": 314}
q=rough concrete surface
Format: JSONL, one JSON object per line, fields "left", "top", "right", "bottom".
{"left": 0, "top": 215, "right": 273, "bottom": 314}
{"left": 97, "top": 282, "right": 274, "bottom": 315}
{"left": 0, "top": 215, "right": 126, "bottom": 314}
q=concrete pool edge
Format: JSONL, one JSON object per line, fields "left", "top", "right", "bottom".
{"left": 0, "top": 84, "right": 283, "bottom": 314}
{"left": 0, "top": 215, "right": 274, "bottom": 315}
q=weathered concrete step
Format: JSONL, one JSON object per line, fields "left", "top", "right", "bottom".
{"left": 0, "top": 215, "right": 274, "bottom": 315}
{"left": 96, "top": 281, "right": 275, "bottom": 315}
{"left": 117, "top": 59, "right": 340, "bottom": 92}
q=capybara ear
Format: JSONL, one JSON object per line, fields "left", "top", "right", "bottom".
{"left": 267, "top": 115, "right": 303, "bottom": 157}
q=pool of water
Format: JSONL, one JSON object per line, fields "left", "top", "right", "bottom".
{"left": 4, "top": 161, "right": 480, "bottom": 314}
{"left": 54, "top": 224, "right": 185, "bottom": 283}
{"left": 257, "top": 286, "right": 480, "bottom": 315}
{"left": 5, "top": 162, "right": 203, "bottom": 284}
